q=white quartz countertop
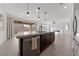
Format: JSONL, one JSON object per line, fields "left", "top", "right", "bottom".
{"left": 16, "top": 31, "right": 54, "bottom": 39}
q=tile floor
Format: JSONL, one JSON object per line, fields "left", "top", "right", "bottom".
{"left": 0, "top": 32, "right": 73, "bottom": 56}
{"left": 0, "top": 39, "right": 19, "bottom": 56}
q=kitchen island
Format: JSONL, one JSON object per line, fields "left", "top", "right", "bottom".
{"left": 17, "top": 31, "right": 55, "bottom": 56}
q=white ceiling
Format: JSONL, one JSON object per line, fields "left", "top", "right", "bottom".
{"left": 0, "top": 3, "right": 73, "bottom": 24}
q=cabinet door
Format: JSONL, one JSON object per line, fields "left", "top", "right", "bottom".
{"left": 40, "top": 33, "right": 51, "bottom": 52}
{"left": 51, "top": 32, "right": 55, "bottom": 43}
{"left": 40, "top": 35, "right": 47, "bottom": 52}
{"left": 23, "top": 38, "right": 32, "bottom": 56}
{"left": 23, "top": 36, "right": 40, "bottom": 56}
{"left": 40, "top": 35, "right": 46, "bottom": 51}
{"left": 46, "top": 33, "right": 51, "bottom": 45}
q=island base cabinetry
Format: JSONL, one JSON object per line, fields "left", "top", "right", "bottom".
{"left": 19, "top": 32, "right": 55, "bottom": 56}
{"left": 19, "top": 35, "right": 40, "bottom": 56}
{"left": 40, "top": 32, "right": 55, "bottom": 52}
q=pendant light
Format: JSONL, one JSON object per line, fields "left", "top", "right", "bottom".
{"left": 27, "top": 3, "right": 29, "bottom": 17}
{"left": 37, "top": 7, "right": 40, "bottom": 19}
{"left": 44, "top": 11, "right": 47, "bottom": 21}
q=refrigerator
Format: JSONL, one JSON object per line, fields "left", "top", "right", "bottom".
{"left": 73, "top": 4, "right": 79, "bottom": 56}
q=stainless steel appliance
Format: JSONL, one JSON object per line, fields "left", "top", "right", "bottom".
{"left": 73, "top": 15, "right": 79, "bottom": 56}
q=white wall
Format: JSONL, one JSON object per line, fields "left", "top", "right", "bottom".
{"left": 0, "top": 7, "right": 7, "bottom": 45}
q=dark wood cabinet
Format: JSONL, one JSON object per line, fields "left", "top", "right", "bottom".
{"left": 23, "top": 38, "right": 32, "bottom": 56}
{"left": 19, "top": 35, "right": 40, "bottom": 56}
{"left": 51, "top": 32, "right": 55, "bottom": 43}
{"left": 18, "top": 32, "right": 55, "bottom": 56}
{"left": 40, "top": 32, "right": 55, "bottom": 52}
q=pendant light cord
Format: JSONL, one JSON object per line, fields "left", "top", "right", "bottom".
{"left": 27, "top": 3, "right": 29, "bottom": 14}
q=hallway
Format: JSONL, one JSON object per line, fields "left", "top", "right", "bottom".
{"left": 0, "top": 32, "right": 73, "bottom": 56}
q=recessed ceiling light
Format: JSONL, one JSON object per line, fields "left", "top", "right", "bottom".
{"left": 64, "top": 6, "right": 67, "bottom": 8}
